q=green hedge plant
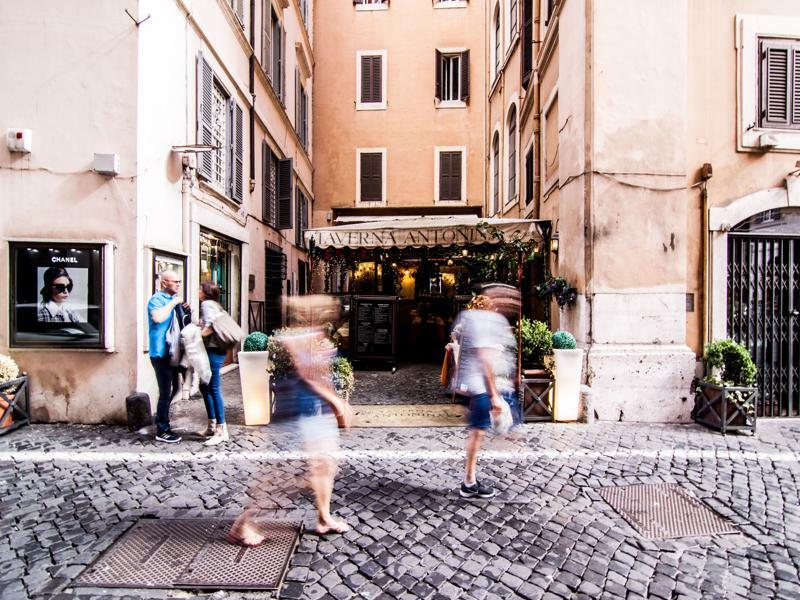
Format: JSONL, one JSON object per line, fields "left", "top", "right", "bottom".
{"left": 702, "top": 339, "right": 756, "bottom": 387}
{"left": 551, "top": 330, "right": 577, "bottom": 350}
{"left": 242, "top": 331, "right": 269, "bottom": 352}
{"left": 518, "top": 318, "right": 552, "bottom": 366}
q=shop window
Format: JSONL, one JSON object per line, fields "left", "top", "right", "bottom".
{"left": 200, "top": 231, "right": 241, "bottom": 324}
{"left": 9, "top": 242, "right": 107, "bottom": 349}
{"left": 435, "top": 50, "right": 470, "bottom": 105}
{"left": 152, "top": 251, "right": 187, "bottom": 297}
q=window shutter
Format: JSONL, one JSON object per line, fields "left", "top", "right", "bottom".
{"left": 492, "top": 137, "right": 499, "bottom": 212}
{"left": 231, "top": 102, "right": 244, "bottom": 202}
{"left": 196, "top": 52, "right": 214, "bottom": 180}
{"left": 521, "top": 0, "right": 533, "bottom": 89}
{"left": 281, "top": 27, "right": 286, "bottom": 102}
{"left": 761, "top": 39, "right": 792, "bottom": 128}
{"left": 277, "top": 157, "right": 293, "bottom": 229}
{"left": 262, "top": 1, "right": 272, "bottom": 80}
{"left": 440, "top": 152, "right": 460, "bottom": 202}
{"left": 295, "top": 70, "right": 301, "bottom": 133}
{"left": 234, "top": 0, "right": 244, "bottom": 26}
{"left": 451, "top": 152, "right": 462, "bottom": 200}
{"left": 353, "top": 0, "right": 363, "bottom": 4}
{"left": 262, "top": 141, "right": 270, "bottom": 223}
{"left": 268, "top": 150, "right": 278, "bottom": 226}
{"left": 295, "top": 189, "right": 303, "bottom": 246}
{"left": 793, "top": 47, "right": 800, "bottom": 126}
{"left": 372, "top": 56, "right": 382, "bottom": 103}
{"left": 460, "top": 50, "right": 470, "bottom": 102}
{"left": 435, "top": 50, "right": 442, "bottom": 101}
{"left": 360, "top": 153, "right": 382, "bottom": 202}
{"left": 525, "top": 147, "right": 534, "bottom": 205}
{"left": 272, "top": 23, "right": 281, "bottom": 94}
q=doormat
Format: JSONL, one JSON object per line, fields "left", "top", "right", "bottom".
{"left": 351, "top": 403, "right": 468, "bottom": 427}
{"left": 598, "top": 484, "right": 738, "bottom": 539}
{"left": 74, "top": 518, "right": 301, "bottom": 591}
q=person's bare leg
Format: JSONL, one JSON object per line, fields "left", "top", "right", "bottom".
{"left": 309, "top": 455, "right": 348, "bottom": 533}
{"left": 465, "top": 428, "right": 484, "bottom": 485}
{"left": 228, "top": 507, "right": 266, "bottom": 547}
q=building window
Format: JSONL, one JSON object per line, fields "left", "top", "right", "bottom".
{"left": 230, "top": 0, "right": 244, "bottom": 26}
{"left": 436, "top": 50, "right": 470, "bottom": 104}
{"left": 357, "top": 51, "right": 387, "bottom": 110}
{"left": 300, "top": 0, "right": 308, "bottom": 26}
{"left": 357, "top": 149, "right": 386, "bottom": 204}
{"left": 272, "top": 9, "right": 285, "bottom": 101}
{"left": 524, "top": 145, "right": 534, "bottom": 205}
{"left": 507, "top": 106, "right": 517, "bottom": 203}
{"left": 435, "top": 147, "right": 466, "bottom": 203}
{"left": 10, "top": 242, "right": 108, "bottom": 349}
{"left": 200, "top": 230, "right": 241, "bottom": 324}
{"left": 493, "top": 6, "right": 501, "bottom": 78}
{"left": 261, "top": 0, "right": 271, "bottom": 79}
{"left": 354, "top": 0, "right": 388, "bottom": 9}
{"left": 197, "top": 53, "right": 244, "bottom": 202}
{"left": 296, "top": 74, "right": 309, "bottom": 150}
{"left": 545, "top": 0, "right": 556, "bottom": 26}
{"left": 434, "top": 0, "right": 468, "bottom": 7}
{"left": 759, "top": 38, "right": 800, "bottom": 130}
{"left": 522, "top": 0, "right": 533, "bottom": 88}
{"left": 296, "top": 191, "right": 309, "bottom": 247}
{"left": 509, "top": 0, "right": 518, "bottom": 40}
{"left": 264, "top": 241, "right": 286, "bottom": 332}
{"left": 263, "top": 145, "right": 293, "bottom": 230}
{"left": 492, "top": 133, "right": 500, "bottom": 214}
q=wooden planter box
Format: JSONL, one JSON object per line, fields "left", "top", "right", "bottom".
{"left": 0, "top": 374, "right": 30, "bottom": 436}
{"left": 694, "top": 380, "right": 756, "bottom": 435}
{"left": 520, "top": 368, "right": 554, "bottom": 423}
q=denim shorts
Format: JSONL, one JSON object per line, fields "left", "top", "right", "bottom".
{"left": 469, "top": 393, "right": 492, "bottom": 430}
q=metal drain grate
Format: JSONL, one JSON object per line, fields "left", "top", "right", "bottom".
{"left": 75, "top": 518, "right": 301, "bottom": 591}
{"left": 598, "top": 484, "right": 738, "bottom": 539}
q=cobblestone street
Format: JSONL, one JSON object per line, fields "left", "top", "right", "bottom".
{"left": 2, "top": 417, "right": 800, "bottom": 599}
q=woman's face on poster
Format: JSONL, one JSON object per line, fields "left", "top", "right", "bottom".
{"left": 51, "top": 276, "right": 72, "bottom": 304}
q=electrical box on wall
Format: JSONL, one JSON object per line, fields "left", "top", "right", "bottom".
{"left": 93, "top": 153, "right": 120, "bottom": 176}
{"left": 6, "top": 128, "right": 32, "bottom": 153}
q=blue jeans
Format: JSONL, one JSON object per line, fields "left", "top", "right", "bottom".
{"left": 151, "top": 356, "right": 180, "bottom": 434}
{"left": 200, "top": 349, "right": 227, "bottom": 424}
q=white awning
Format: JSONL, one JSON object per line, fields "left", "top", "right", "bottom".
{"left": 305, "top": 216, "right": 546, "bottom": 250}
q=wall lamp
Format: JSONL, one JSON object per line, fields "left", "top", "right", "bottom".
{"left": 550, "top": 235, "right": 559, "bottom": 256}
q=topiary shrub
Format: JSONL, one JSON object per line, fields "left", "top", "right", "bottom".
{"left": 551, "top": 330, "right": 577, "bottom": 350}
{"left": 518, "top": 318, "right": 552, "bottom": 366}
{"left": 703, "top": 339, "right": 756, "bottom": 386}
{"left": 243, "top": 331, "right": 269, "bottom": 352}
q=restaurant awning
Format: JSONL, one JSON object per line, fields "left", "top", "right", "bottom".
{"left": 305, "top": 216, "right": 549, "bottom": 250}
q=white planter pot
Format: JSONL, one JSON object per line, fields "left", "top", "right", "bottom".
{"left": 238, "top": 350, "right": 271, "bottom": 425}
{"left": 553, "top": 348, "right": 583, "bottom": 422}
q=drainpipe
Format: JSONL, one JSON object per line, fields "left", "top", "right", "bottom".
{"left": 181, "top": 156, "right": 193, "bottom": 254}
{"left": 249, "top": 0, "right": 256, "bottom": 187}
{"left": 701, "top": 181, "right": 709, "bottom": 349}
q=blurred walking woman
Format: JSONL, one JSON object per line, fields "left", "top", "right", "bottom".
{"left": 38, "top": 266, "right": 81, "bottom": 323}
{"left": 198, "top": 282, "right": 229, "bottom": 446}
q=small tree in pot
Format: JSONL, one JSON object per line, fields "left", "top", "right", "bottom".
{"left": 694, "top": 339, "right": 757, "bottom": 434}
{"left": 517, "top": 318, "right": 555, "bottom": 422}
{"left": 239, "top": 332, "right": 271, "bottom": 425}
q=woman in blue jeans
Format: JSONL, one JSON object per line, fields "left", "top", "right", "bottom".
{"left": 199, "top": 282, "right": 229, "bottom": 446}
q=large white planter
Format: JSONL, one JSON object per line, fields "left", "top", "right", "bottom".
{"left": 238, "top": 350, "right": 271, "bottom": 425}
{"left": 553, "top": 348, "right": 583, "bottom": 422}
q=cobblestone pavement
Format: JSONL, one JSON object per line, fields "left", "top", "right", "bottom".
{"left": 349, "top": 363, "right": 455, "bottom": 405}
{"left": 1, "top": 419, "right": 799, "bottom": 599}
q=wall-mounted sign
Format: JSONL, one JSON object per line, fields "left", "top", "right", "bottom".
{"left": 10, "top": 243, "right": 105, "bottom": 348}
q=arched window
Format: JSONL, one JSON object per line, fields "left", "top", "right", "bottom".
{"left": 492, "top": 132, "right": 500, "bottom": 214}
{"left": 493, "top": 5, "right": 501, "bottom": 78}
{"left": 507, "top": 105, "right": 517, "bottom": 202}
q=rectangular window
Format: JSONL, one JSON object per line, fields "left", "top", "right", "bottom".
{"left": 264, "top": 241, "right": 286, "bottom": 332}
{"left": 197, "top": 53, "right": 244, "bottom": 202}
{"left": 439, "top": 151, "right": 463, "bottom": 202}
{"left": 494, "top": 14, "right": 501, "bottom": 75}
{"left": 230, "top": 0, "right": 244, "bottom": 26}
{"left": 261, "top": 0, "right": 272, "bottom": 80}
{"left": 263, "top": 143, "right": 279, "bottom": 228}
{"left": 360, "top": 55, "right": 383, "bottom": 104}
{"left": 295, "top": 190, "right": 309, "bottom": 247}
{"left": 436, "top": 51, "right": 470, "bottom": 104}
{"left": 272, "top": 10, "right": 284, "bottom": 101}
{"left": 10, "top": 242, "right": 107, "bottom": 349}
{"left": 359, "top": 152, "right": 384, "bottom": 203}
{"left": 355, "top": 0, "right": 388, "bottom": 6}
{"left": 296, "top": 74, "right": 308, "bottom": 150}
{"left": 524, "top": 146, "right": 534, "bottom": 205}
{"left": 492, "top": 136, "right": 500, "bottom": 214}
{"left": 522, "top": 0, "right": 533, "bottom": 88}
{"left": 510, "top": 0, "right": 518, "bottom": 38}
{"left": 760, "top": 38, "right": 800, "bottom": 130}
{"left": 200, "top": 230, "right": 241, "bottom": 324}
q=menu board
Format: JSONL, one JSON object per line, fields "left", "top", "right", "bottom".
{"left": 352, "top": 296, "right": 397, "bottom": 361}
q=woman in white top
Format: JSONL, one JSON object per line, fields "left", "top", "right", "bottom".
{"left": 198, "top": 282, "right": 229, "bottom": 446}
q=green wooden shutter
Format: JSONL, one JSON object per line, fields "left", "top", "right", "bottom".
{"left": 277, "top": 157, "right": 293, "bottom": 229}
{"left": 196, "top": 52, "right": 214, "bottom": 180}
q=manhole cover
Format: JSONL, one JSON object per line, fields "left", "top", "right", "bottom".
{"left": 598, "top": 484, "right": 738, "bottom": 539}
{"left": 75, "top": 518, "right": 301, "bottom": 591}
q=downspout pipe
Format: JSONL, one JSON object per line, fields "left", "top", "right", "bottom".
{"left": 249, "top": 0, "right": 256, "bottom": 187}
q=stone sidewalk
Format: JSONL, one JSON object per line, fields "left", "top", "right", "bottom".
{"left": 1, "top": 419, "right": 799, "bottom": 599}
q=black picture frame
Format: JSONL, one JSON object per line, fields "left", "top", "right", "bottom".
{"left": 9, "top": 242, "right": 105, "bottom": 349}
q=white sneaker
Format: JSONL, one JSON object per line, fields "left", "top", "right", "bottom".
{"left": 204, "top": 427, "right": 229, "bottom": 446}
{"left": 199, "top": 420, "right": 216, "bottom": 437}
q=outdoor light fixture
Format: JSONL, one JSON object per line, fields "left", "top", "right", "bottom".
{"left": 462, "top": 249, "right": 469, "bottom": 257}
{"left": 391, "top": 262, "right": 397, "bottom": 268}
{"left": 550, "top": 237, "right": 559, "bottom": 255}
{"left": 447, "top": 258, "right": 454, "bottom": 266}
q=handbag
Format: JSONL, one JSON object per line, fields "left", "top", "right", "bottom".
{"left": 210, "top": 309, "right": 244, "bottom": 350}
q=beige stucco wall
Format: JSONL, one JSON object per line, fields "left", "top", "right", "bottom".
{"left": 0, "top": 0, "right": 139, "bottom": 423}
{"left": 312, "top": 1, "right": 486, "bottom": 224}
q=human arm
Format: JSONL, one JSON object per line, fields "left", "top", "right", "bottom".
{"left": 149, "top": 296, "right": 180, "bottom": 324}
{"left": 477, "top": 347, "right": 504, "bottom": 413}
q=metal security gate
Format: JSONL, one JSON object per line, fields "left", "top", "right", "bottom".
{"left": 727, "top": 232, "right": 799, "bottom": 417}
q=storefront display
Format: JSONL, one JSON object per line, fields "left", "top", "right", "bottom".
{"left": 10, "top": 242, "right": 105, "bottom": 348}
{"left": 152, "top": 250, "right": 187, "bottom": 299}
{"left": 200, "top": 230, "right": 241, "bottom": 323}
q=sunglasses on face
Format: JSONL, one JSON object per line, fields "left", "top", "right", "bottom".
{"left": 52, "top": 283, "right": 73, "bottom": 293}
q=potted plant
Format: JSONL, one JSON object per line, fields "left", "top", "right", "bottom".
{"left": 694, "top": 339, "right": 757, "bottom": 434}
{"left": 552, "top": 330, "right": 583, "bottom": 422}
{"left": 238, "top": 332, "right": 271, "bottom": 425}
{"left": 0, "top": 354, "right": 29, "bottom": 434}
{"left": 518, "top": 318, "right": 554, "bottom": 422}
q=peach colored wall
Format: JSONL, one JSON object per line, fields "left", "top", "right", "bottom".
{"left": 0, "top": 0, "right": 139, "bottom": 423}
{"left": 685, "top": 0, "right": 800, "bottom": 354}
{"left": 312, "top": 1, "right": 486, "bottom": 225}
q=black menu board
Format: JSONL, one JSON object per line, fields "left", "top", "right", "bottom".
{"left": 352, "top": 296, "right": 397, "bottom": 362}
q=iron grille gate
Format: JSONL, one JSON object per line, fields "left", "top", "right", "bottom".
{"left": 727, "top": 234, "right": 800, "bottom": 417}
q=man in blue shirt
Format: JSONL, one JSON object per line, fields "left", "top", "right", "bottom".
{"left": 148, "top": 270, "right": 188, "bottom": 443}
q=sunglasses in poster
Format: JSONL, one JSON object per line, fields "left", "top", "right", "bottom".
{"left": 52, "top": 283, "right": 74, "bottom": 293}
